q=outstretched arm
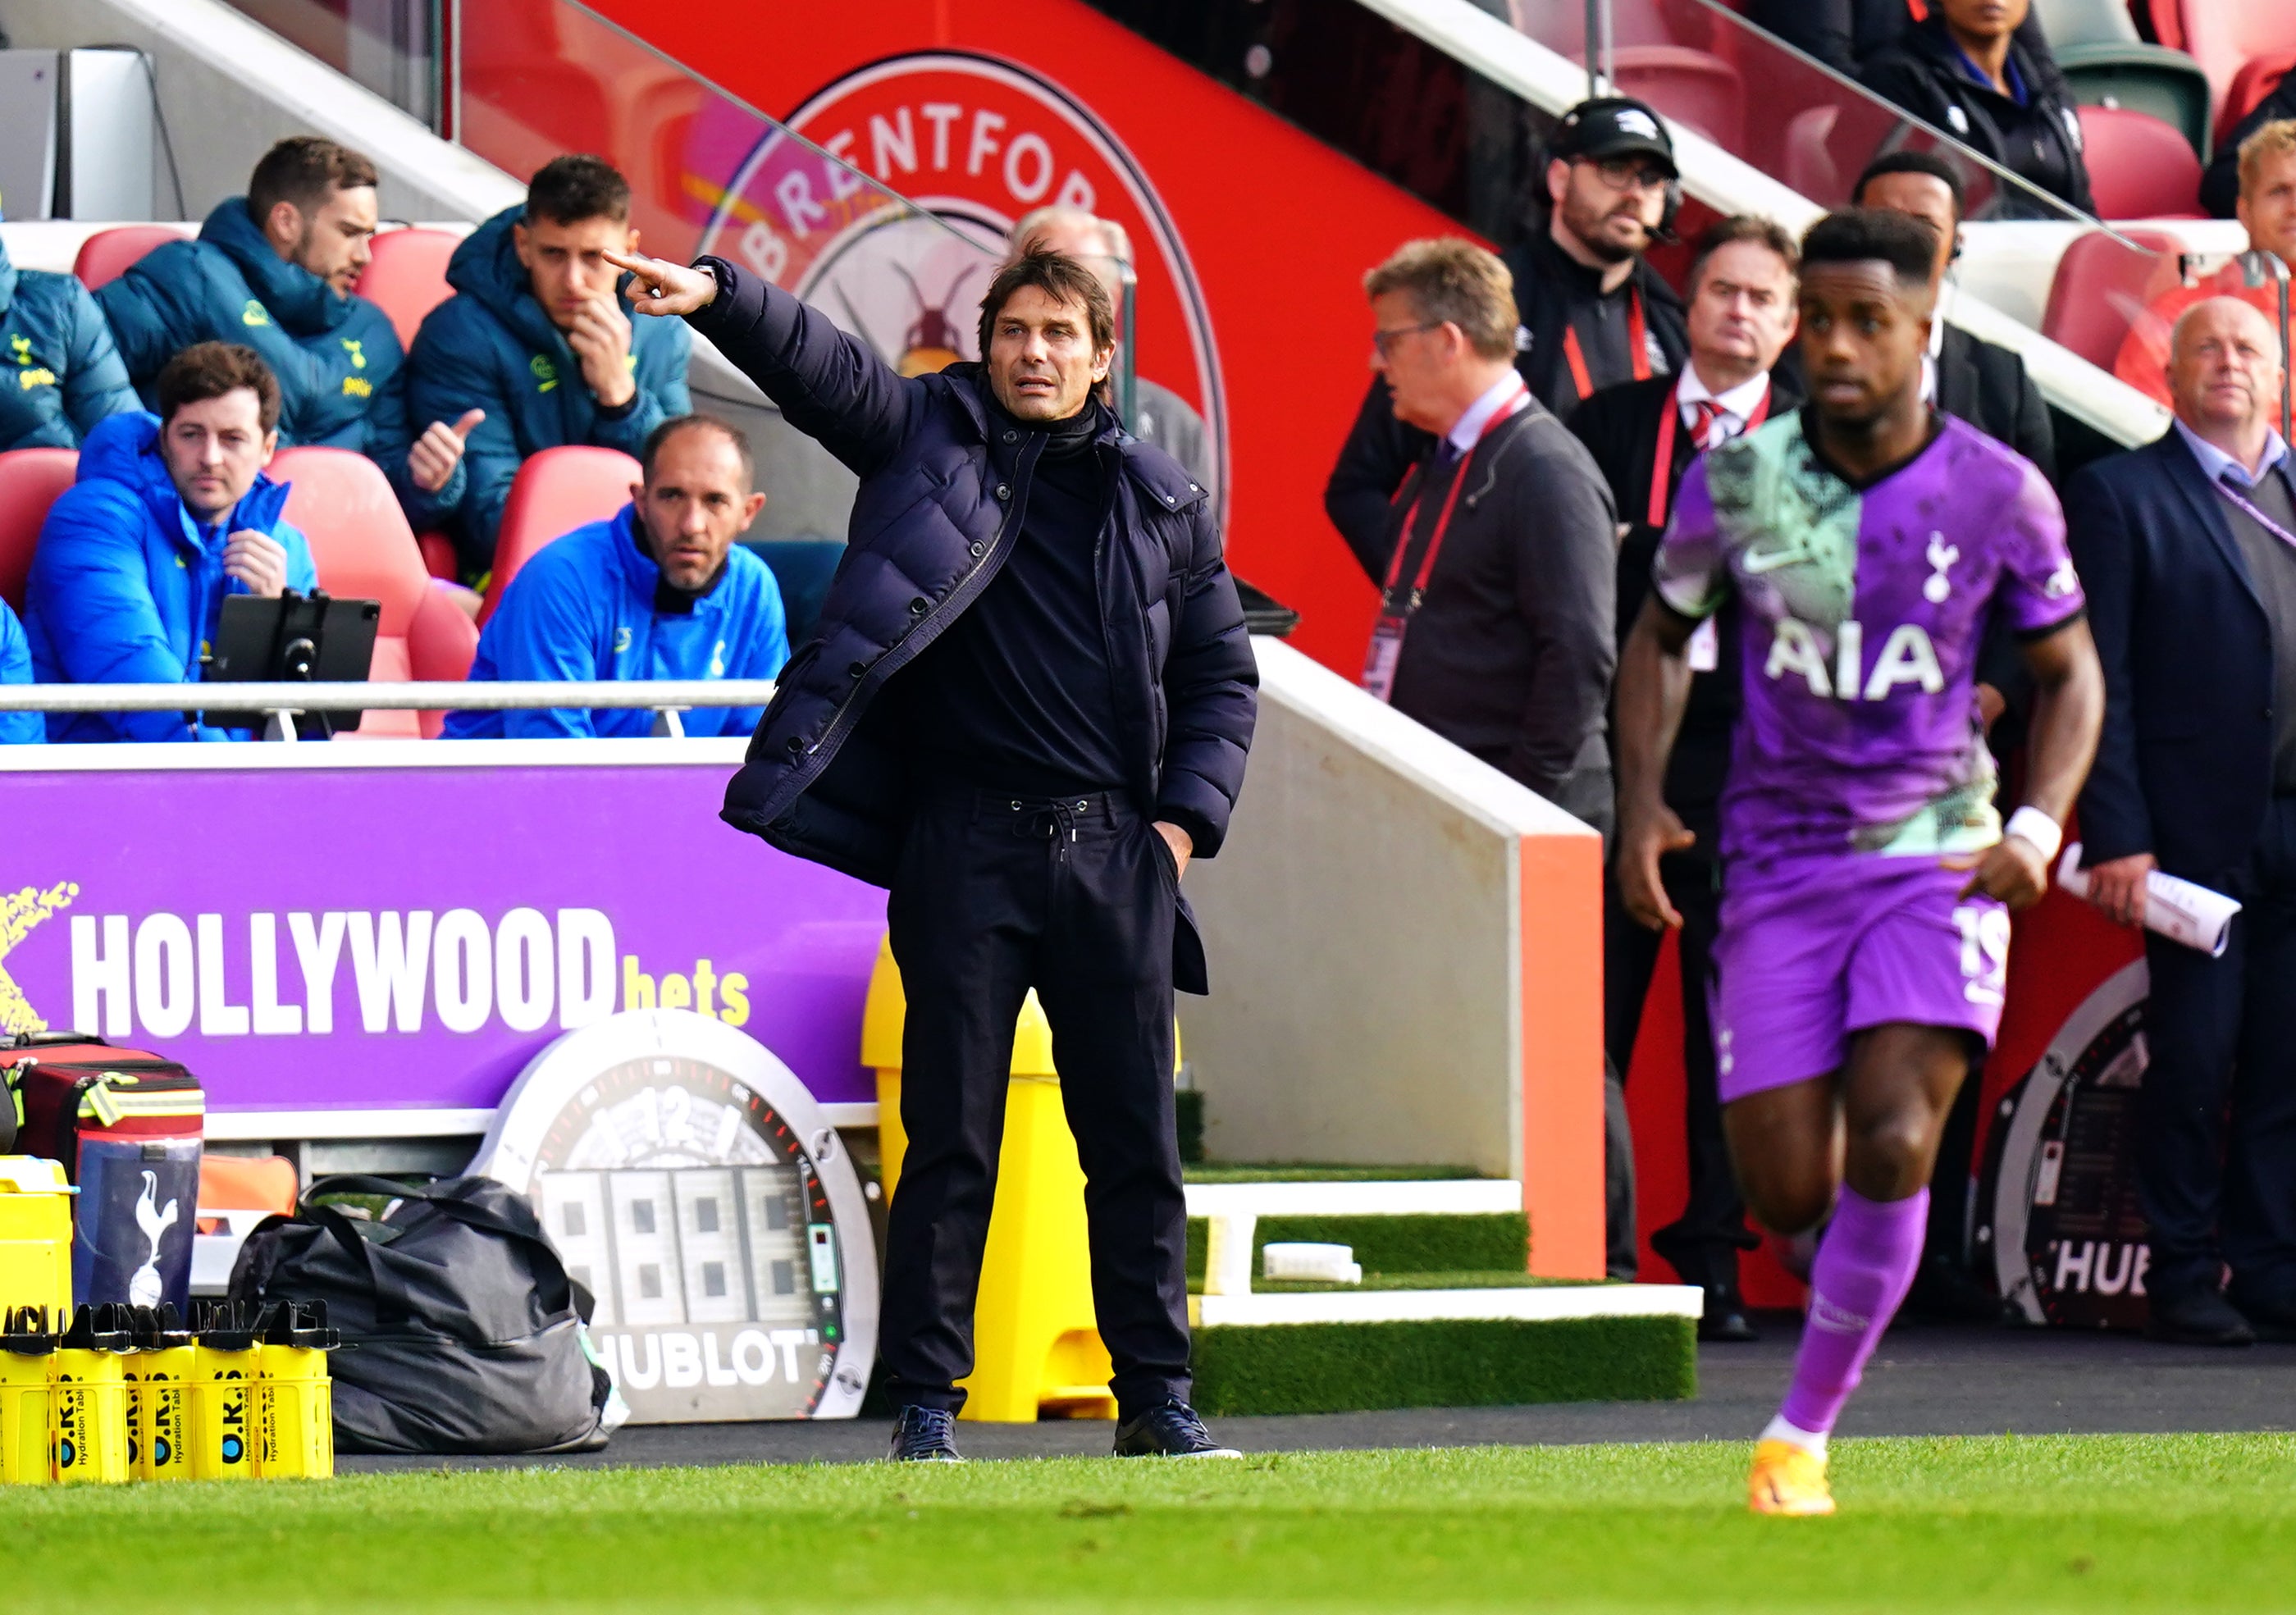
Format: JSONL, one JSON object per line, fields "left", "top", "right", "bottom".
{"left": 607, "top": 249, "right": 912, "bottom": 478}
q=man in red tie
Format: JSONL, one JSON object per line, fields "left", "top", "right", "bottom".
{"left": 1569, "top": 215, "right": 1804, "bottom": 1313}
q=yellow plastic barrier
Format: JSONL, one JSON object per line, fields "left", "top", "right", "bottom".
{"left": 865, "top": 938, "right": 1127, "bottom": 1423}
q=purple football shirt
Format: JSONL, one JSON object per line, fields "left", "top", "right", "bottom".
{"left": 1655, "top": 409, "right": 2084, "bottom": 868}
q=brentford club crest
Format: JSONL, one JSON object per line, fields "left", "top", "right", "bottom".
{"left": 692, "top": 51, "right": 1226, "bottom": 515}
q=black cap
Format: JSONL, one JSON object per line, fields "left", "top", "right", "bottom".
{"left": 1550, "top": 97, "right": 1676, "bottom": 176}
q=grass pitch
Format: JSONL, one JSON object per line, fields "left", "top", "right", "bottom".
{"left": 6, "top": 1434, "right": 2293, "bottom": 1612}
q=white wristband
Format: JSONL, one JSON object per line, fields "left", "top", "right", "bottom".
{"left": 2004, "top": 806, "right": 2063, "bottom": 865}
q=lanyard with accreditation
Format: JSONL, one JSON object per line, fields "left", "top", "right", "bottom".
{"left": 1361, "top": 373, "right": 1532, "bottom": 703}
{"left": 1561, "top": 289, "right": 1651, "bottom": 402}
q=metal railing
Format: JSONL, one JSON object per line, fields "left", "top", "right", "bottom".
{"left": 0, "top": 681, "right": 778, "bottom": 741}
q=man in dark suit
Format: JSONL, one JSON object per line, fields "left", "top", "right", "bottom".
{"left": 1326, "top": 98, "right": 1689, "bottom": 567}
{"left": 1852, "top": 152, "right": 2056, "bottom": 481}
{"left": 2069, "top": 296, "right": 2296, "bottom": 1348}
{"left": 1572, "top": 215, "right": 1803, "bottom": 1326}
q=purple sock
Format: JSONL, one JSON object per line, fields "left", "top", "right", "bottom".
{"left": 1777, "top": 1186, "right": 1929, "bottom": 1438}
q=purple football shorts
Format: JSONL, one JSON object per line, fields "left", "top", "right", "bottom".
{"left": 1710, "top": 853, "right": 2009, "bottom": 1104}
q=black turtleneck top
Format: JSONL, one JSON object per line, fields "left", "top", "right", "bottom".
{"left": 899, "top": 392, "right": 1127, "bottom": 796}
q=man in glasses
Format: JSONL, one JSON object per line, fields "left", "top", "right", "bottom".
{"left": 1327, "top": 97, "right": 1689, "bottom": 571}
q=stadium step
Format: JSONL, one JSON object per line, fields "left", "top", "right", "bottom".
{"left": 1177, "top": 1173, "right": 1700, "bottom": 1417}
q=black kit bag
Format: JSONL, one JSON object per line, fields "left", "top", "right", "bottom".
{"left": 228, "top": 1174, "right": 614, "bottom": 1455}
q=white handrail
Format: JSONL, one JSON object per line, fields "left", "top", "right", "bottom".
{"left": 0, "top": 680, "right": 777, "bottom": 712}
{"left": 1352, "top": 0, "right": 2173, "bottom": 449}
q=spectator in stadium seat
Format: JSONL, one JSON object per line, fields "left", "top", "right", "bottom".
{"left": 0, "top": 236, "right": 138, "bottom": 452}
{"left": 1010, "top": 206, "right": 1216, "bottom": 500}
{"left": 2206, "top": 86, "right": 2296, "bottom": 219}
{"left": 2069, "top": 297, "right": 2296, "bottom": 1348}
{"left": 1860, "top": 0, "right": 2094, "bottom": 220}
{"left": 24, "top": 343, "right": 317, "bottom": 743}
{"left": 0, "top": 599, "right": 41, "bottom": 745}
{"left": 95, "top": 137, "right": 478, "bottom": 533}
{"left": 1571, "top": 215, "right": 1804, "bottom": 1329}
{"left": 1325, "top": 98, "right": 1687, "bottom": 563}
{"left": 1746, "top": 0, "right": 2053, "bottom": 82}
{"left": 445, "top": 413, "right": 787, "bottom": 740}
{"left": 2117, "top": 122, "right": 2296, "bottom": 410}
{"left": 409, "top": 155, "right": 691, "bottom": 575}
{"left": 1855, "top": 152, "right": 2056, "bottom": 480}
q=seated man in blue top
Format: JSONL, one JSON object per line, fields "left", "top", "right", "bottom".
{"left": 409, "top": 155, "right": 692, "bottom": 574}
{"left": 447, "top": 413, "right": 786, "bottom": 739}
{"left": 0, "top": 234, "right": 139, "bottom": 451}
{"left": 25, "top": 342, "right": 319, "bottom": 742}
{"left": 96, "top": 136, "right": 477, "bottom": 531}
{"left": 0, "top": 599, "right": 42, "bottom": 744}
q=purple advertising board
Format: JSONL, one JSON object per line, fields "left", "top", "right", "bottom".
{"left": 0, "top": 745, "right": 888, "bottom": 1120}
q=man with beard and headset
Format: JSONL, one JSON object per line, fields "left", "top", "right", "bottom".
{"left": 1325, "top": 97, "right": 1690, "bottom": 570}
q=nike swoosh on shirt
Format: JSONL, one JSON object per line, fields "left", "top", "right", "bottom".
{"left": 1741, "top": 545, "right": 1803, "bottom": 574}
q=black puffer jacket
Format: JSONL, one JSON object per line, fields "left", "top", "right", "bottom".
{"left": 690, "top": 260, "right": 1258, "bottom": 896}
{"left": 1860, "top": 16, "right": 2093, "bottom": 219}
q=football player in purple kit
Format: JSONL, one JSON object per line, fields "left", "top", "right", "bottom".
{"left": 1613, "top": 208, "right": 2105, "bottom": 1516}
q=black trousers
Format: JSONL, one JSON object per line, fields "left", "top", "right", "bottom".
{"left": 1604, "top": 846, "right": 1754, "bottom": 1298}
{"left": 879, "top": 783, "right": 1191, "bottom": 1420}
{"left": 2138, "top": 796, "right": 2296, "bottom": 1304}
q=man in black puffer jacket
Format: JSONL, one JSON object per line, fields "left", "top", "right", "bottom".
{"left": 606, "top": 242, "right": 1258, "bottom": 1463}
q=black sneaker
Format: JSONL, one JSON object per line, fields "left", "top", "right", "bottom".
{"left": 887, "top": 1404, "right": 965, "bottom": 1462}
{"left": 1111, "top": 1400, "right": 1240, "bottom": 1458}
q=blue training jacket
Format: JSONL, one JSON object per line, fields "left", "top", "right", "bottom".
{"left": 445, "top": 502, "right": 787, "bottom": 740}
{"left": 408, "top": 205, "right": 691, "bottom": 571}
{"left": 94, "top": 198, "right": 460, "bottom": 529}
{"left": 0, "top": 237, "right": 139, "bottom": 452}
{"left": 0, "top": 599, "right": 41, "bottom": 745}
{"left": 24, "top": 411, "right": 319, "bottom": 743}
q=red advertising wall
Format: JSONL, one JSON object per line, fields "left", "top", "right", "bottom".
{"left": 559, "top": 0, "right": 1451, "bottom": 675}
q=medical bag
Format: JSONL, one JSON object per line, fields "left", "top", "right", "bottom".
{"left": 0, "top": 1034, "right": 203, "bottom": 1313}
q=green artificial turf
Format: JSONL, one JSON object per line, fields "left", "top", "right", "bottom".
{"left": 1185, "top": 1213, "right": 1529, "bottom": 1283}
{"left": 1189, "top": 1316, "right": 1694, "bottom": 1417}
{"left": 1180, "top": 1163, "right": 1484, "bottom": 1184}
{"left": 1249, "top": 1269, "right": 1597, "bottom": 1293}
{"left": 2, "top": 1435, "right": 2293, "bottom": 1611}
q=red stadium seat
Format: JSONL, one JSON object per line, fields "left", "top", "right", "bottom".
{"left": 2077, "top": 104, "right": 2206, "bottom": 218}
{"left": 0, "top": 448, "right": 78, "bottom": 613}
{"left": 71, "top": 225, "right": 191, "bottom": 290}
{"left": 2040, "top": 227, "right": 2180, "bottom": 370}
{"left": 2142, "top": 0, "right": 2184, "bottom": 52}
{"left": 416, "top": 531, "right": 459, "bottom": 581}
{"left": 271, "top": 445, "right": 440, "bottom": 738}
{"left": 355, "top": 227, "right": 461, "bottom": 351}
{"left": 2224, "top": 51, "right": 2296, "bottom": 134}
{"left": 477, "top": 445, "right": 641, "bottom": 627}
{"left": 1605, "top": 47, "right": 1746, "bottom": 150}
{"left": 2180, "top": 1, "right": 2296, "bottom": 121}
{"left": 405, "top": 581, "right": 480, "bottom": 737}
